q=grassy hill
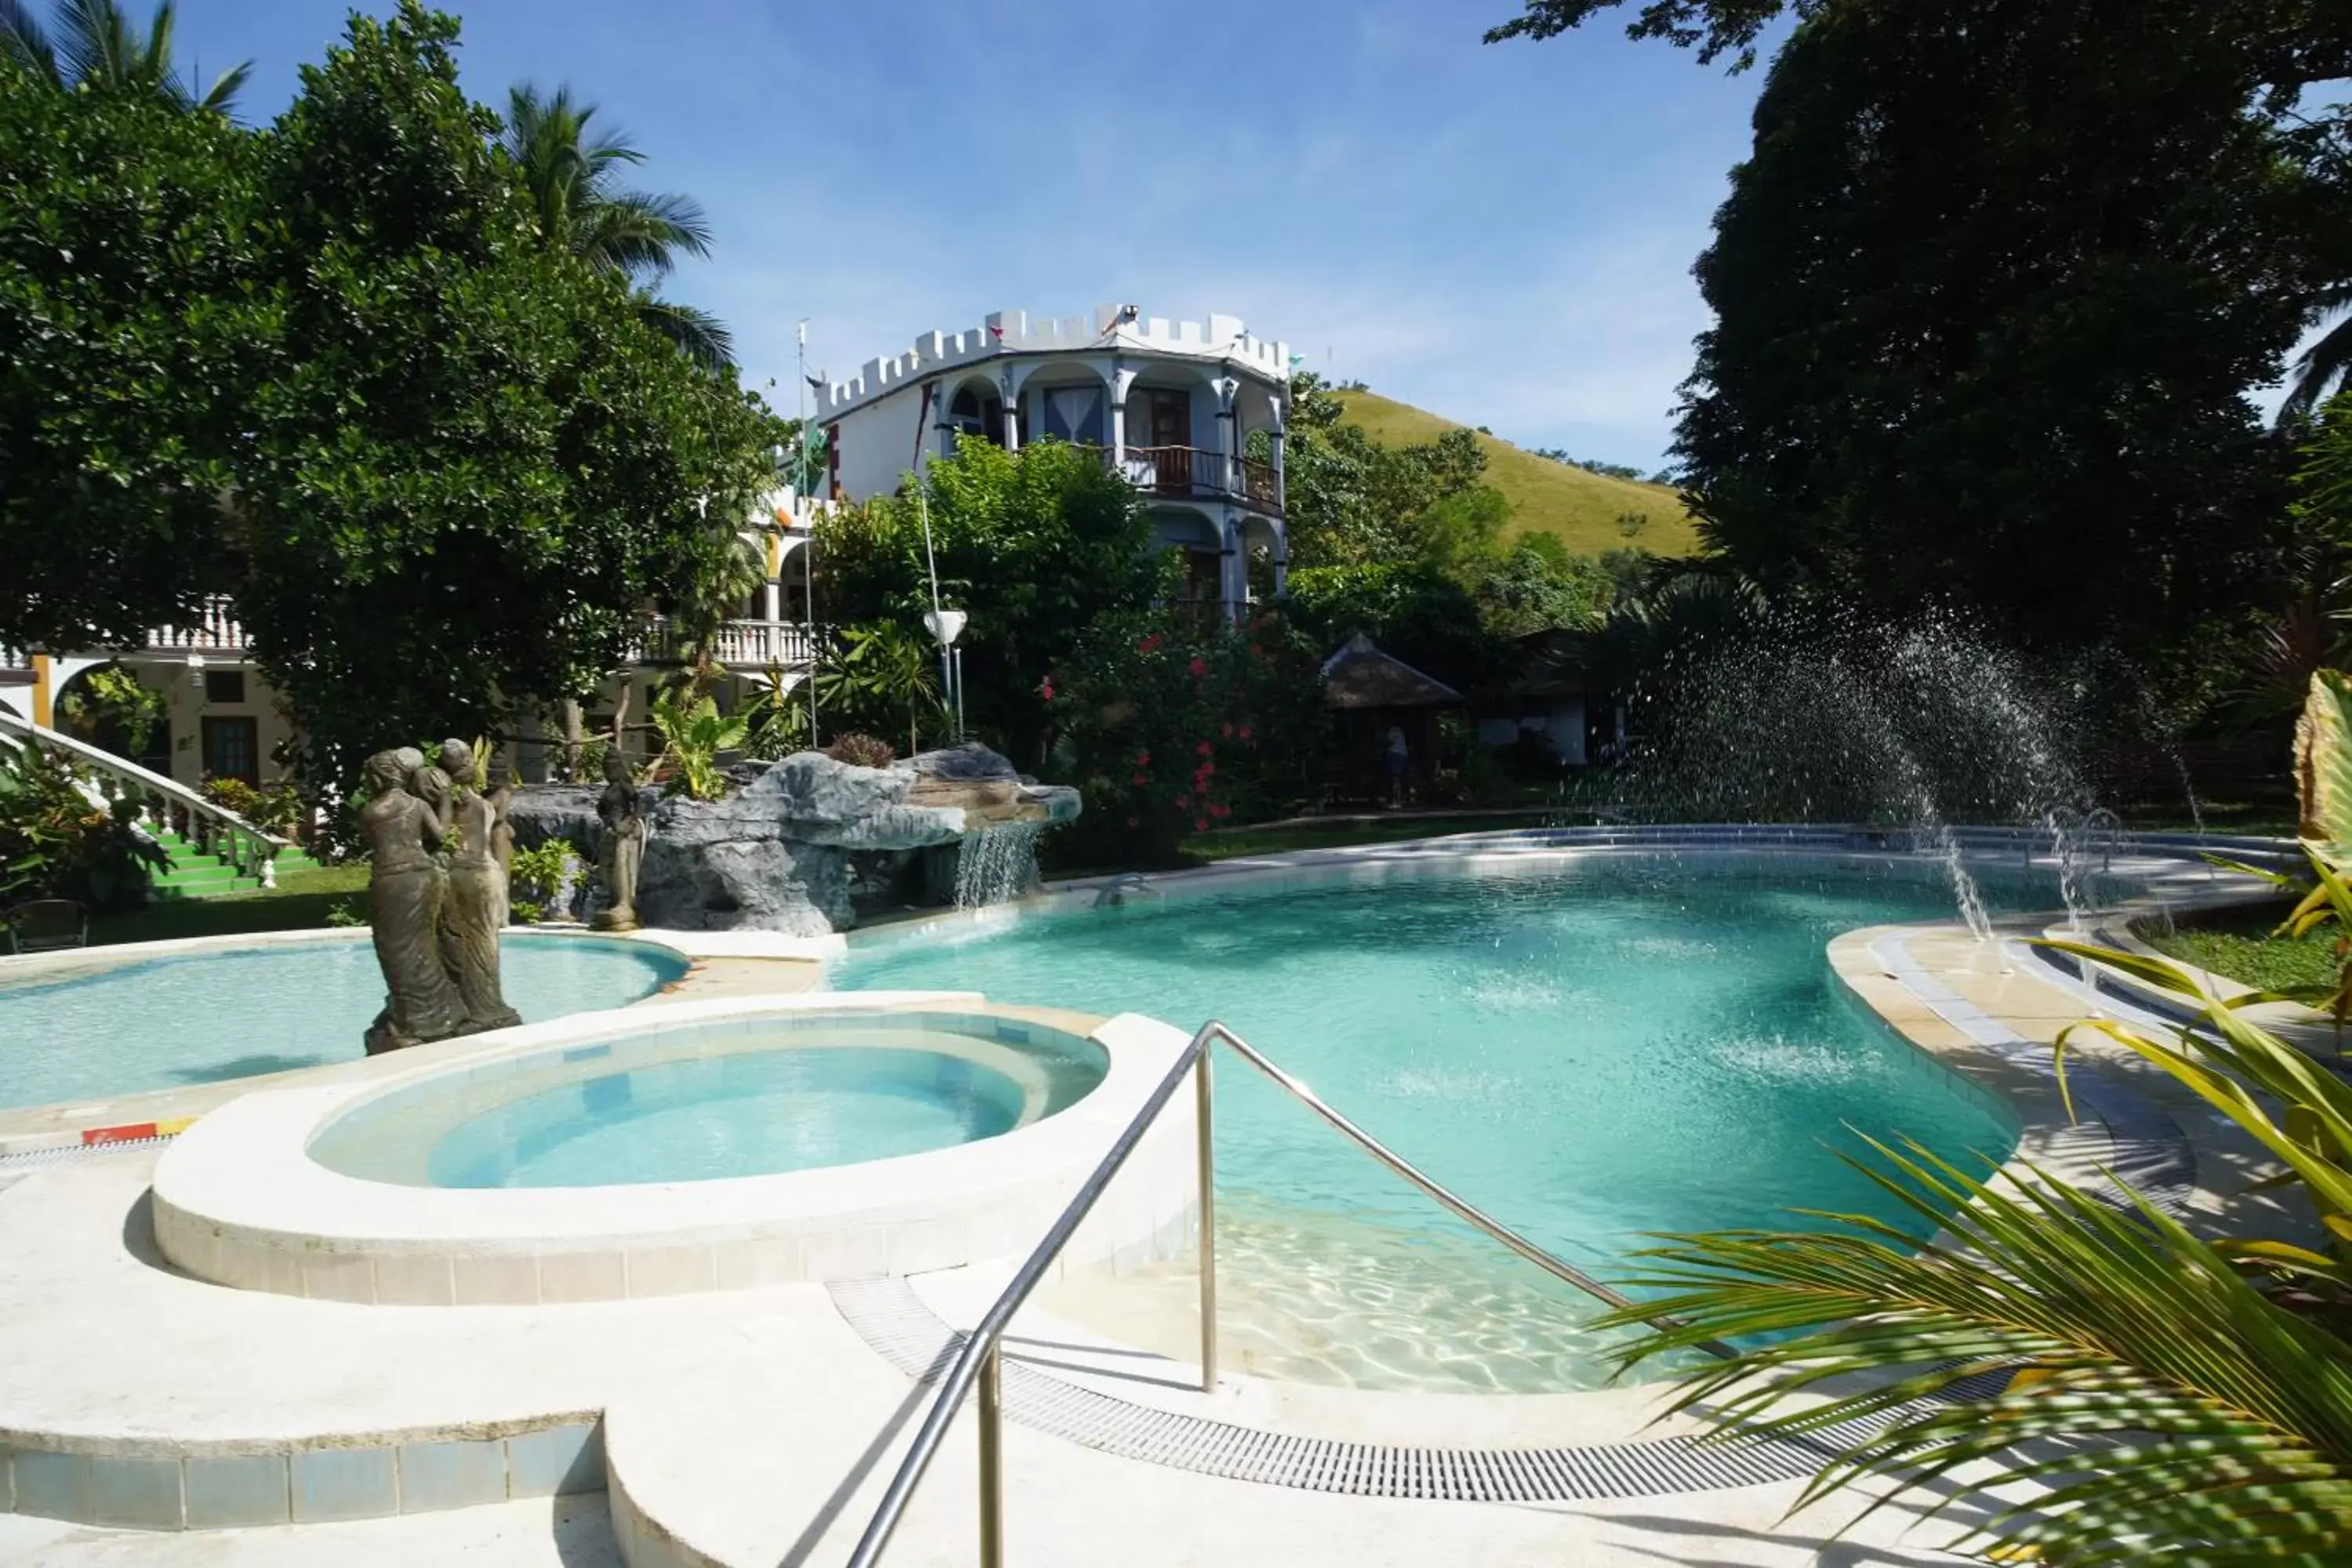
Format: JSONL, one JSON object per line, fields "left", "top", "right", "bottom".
{"left": 1333, "top": 389, "right": 1704, "bottom": 560}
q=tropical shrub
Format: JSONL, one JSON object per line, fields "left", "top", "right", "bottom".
{"left": 648, "top": 692, "right": 746, "bottom": 801}
{"left": 813, "top": 436, "right": 1159, "bottom": 763}
{"left": 57, "top": 666, "right": 167, "bottom": 757}
{"left": 739, "top": 671, "right": 810, "bottom": 761}
{"left": 507, "top": 839, "right": 575, "bottom": 924}
{"left": 823, "top": 732, "right": 894, "bottom": 770}
{"left": 0, "top": 738, "right": 166, "bottom": 912}
{"left": 815, "top": 622, "right": 943, "bottom": 757}
{"left": 1051, "top": 608, "right": 1327, "bottom": 865}
{"left": 201, "top": 775, "right": 305, "bottom": 836}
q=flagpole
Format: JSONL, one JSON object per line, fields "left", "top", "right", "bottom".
{"left": 797, "top": 318, "right": 819, "bottom": 748}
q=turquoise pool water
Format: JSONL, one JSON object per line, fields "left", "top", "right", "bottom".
{"left": 833, "top": 855, "right": 2038, "bottom": 1391}
{"left": 0, "top": 935, "right": 687, "bottom": 1110}
{"left": 307, "top": 1012, "right": 1111, "bottom": 1189}
{"left": 424, "top": 1047, "right": 1029, "bottom": 1188}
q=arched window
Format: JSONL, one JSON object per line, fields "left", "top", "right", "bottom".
{"left": 949, "top": 386, "right": 1005, "bottom": 447}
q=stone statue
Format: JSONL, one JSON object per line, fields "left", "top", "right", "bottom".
{"left": 359, "top": 748, "right": 466, "bottom": 1054}
{"left": 591, "top": 746, "right": 644, "bottom": 932}
{"left": 436, "top": 739, "right": 521, "bottom": 1032}
{"left": 485, "top": 757, "right": 517, "bottom": 891}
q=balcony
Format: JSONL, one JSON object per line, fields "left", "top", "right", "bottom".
{"left": 1115, "top": 446, "right": 1283, "bottom": 515}
{"left": 631, "top": 618, "right": 817, "bottom": 670}
{"left": 143, "top": 597, "right": 254, "bottom": 656}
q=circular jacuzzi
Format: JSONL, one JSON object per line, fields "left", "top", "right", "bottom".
{"left": 151, "top": 995, "right": 1195, "bottom": 1306}
{"left": 307, "top": 1009, "right": 1108, "bottom": 1189}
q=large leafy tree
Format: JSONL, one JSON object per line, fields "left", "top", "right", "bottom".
{"left": 227, "top": 5, "right": 784, "bottom": 789}
{"left": 499, "top": 83, "right": 732, "bottom": 370}
{"left": 0, "top": 0, "right": 249, "bottom": 111}
{"left": 0, "top": 50, "right": 263, "bottom": 652}
{"left": 815, "top": 437, "right": 1161, "bottom": 764}
{"left": 1493, "top": 0, "right": 2352, "bottom": 680}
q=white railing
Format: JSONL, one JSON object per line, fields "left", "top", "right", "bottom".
{"left": 629, "top": 619, "right": 816, "bottom": 670}
{"left": 144, "top": 596, "right": 252, "bottom": 654}
{"left": 0, "top": 709, "right": 290, "bottom": 888}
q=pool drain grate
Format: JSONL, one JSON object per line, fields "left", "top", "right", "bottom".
{"left": 826, "top": 1275, "right": 1969, "bottom": 1502}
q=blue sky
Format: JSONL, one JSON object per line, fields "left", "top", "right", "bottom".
{"left": 176, "top": 1, "right": 1776, "bottom": 470}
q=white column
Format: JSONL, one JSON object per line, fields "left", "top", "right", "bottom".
{"left": 998, "top": 368, "right": 1021, "bottom": 452}
{"left": 1220, "top": 515, "right": 1247, "bottom": 624}
{"left": 1267, "top": 418, "right": 1286, "bottom": 512}
{"left": 1272, "top": 521, "right": 1289, "bottom": 600}
{"left": 1213, "top": 376, "right": 1240, "bottom": 494}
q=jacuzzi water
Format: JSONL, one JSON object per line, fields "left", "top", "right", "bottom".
{"left": 427, "top": 1047, "right": 1025, "bottom": 1188}
{"left": 832, "top": 854, "right": 2047, "bottom": 1392}
{"left": 0, "top": 935, "right": 688, "bottom": 1110}
{"left": 308, "top": 1011, "right": 1109, "bottom": 1189}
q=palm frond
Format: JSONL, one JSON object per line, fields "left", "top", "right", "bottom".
{"left": 0, "top": 0, "right": 60, "bottom": 83}
{"left": 191, "top": 54, "right": 246, "bottom": 113}
{"left": 2285, "top": 290, "right": 2352, "bottom": 426}
{"left": 577, "top": 187, "right": 712, "bottom": 279}
{"left": 634, "top": 296, "right": 734, "bottom": 372}
{"left": 1600, "top": 1138, "right": 2352, "bottom": 1562}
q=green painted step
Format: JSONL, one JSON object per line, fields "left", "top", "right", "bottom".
{"left": 145, "top": 826, "right": 314, "bottom": 900}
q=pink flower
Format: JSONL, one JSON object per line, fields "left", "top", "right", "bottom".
{"left": 1196, "top": 741, "right": 1214, "bottom": 756}
{"left": 1126, "top": 815, "right": 1140, "bottom": 828}
{"left": 1138, "top": 633, "right": 1163, "bottom": 654}
{"left": 1188, "top": 658, "right": 1208, "bottom": 677}
{"left": 1135, "top": 750, "right": 1150, "bottom": 766}
{"left": 1220, "top": 723, "right": 1234, "bottom": 739}
{"left": 1194, "top": 818, "right": 1210, "bottom": 833}
{"left": 1238, "top": 724, "right": 1254, "bottom": 741}
{"left": 1175, "top": 794, "right": 1191, "bottom": 809}
{"left": 1131, "top": 772, "right": 1149, "bottom": 786}
{"left": 1209, "top": 802, "right": 1231, "bottom": 819}
{"left": 1040, "top": 677, "right": 1055, "bottom": 700}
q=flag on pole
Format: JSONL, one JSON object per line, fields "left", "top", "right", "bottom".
{"left": 988, "top": 324, "right": 1005, "bottom": 342}
{"left": 1287, "top": 354, "right": 1305, "bottom": 369}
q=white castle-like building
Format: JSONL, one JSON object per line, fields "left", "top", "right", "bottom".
{"left": 817, "top": 303, "right": 1291, "bottom": 617}
{"left": 0, "top": 303, "right": 1292, "bottom": 790}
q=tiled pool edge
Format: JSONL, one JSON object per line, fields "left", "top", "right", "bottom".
{"left": 0, "top": 1417, "right": 604, "bottom": 1532}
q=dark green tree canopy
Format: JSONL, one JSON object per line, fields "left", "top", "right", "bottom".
{"left": 0, "top": 56, "right": 263, "bottom": 650}
{"left": 0, "top": 2, "right": 786, "bottom": 793}
{"left": 1657, "top": 0, "right": 2349, "bottom": 665}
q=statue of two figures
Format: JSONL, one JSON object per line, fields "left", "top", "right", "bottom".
{"left": 361, "top": 740, "right": 524, "bottom": 1055}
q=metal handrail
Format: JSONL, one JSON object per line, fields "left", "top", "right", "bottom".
{"left": 844, "top": 1019, "right": 1732, "bottom": 1568}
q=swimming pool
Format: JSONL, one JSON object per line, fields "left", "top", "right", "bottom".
{"left": 0, "top": 934, "right": 688, "bottom": 1110}
{"left": 832, "top": 853, "right": 2039, "bottom": 1392}
{"left": 308, "top": 1011, "right": 1109, "bottom": 1189}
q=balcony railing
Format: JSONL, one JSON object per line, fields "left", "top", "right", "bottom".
{"left": 631, "top": 618, "right": 816, "bottom": 670}
{"left": 146, "top": 596, "right": 254, "bottom": 655}
{"left": 1240, "top": 456, "right": 1278, "bottom": 508}
{"left": 1109, "top": 445, "right": 1282, "bottom": 514}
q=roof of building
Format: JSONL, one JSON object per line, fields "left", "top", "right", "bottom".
{"left": 1508, "top": 628, "right": 1591, "bottom": 700}
{"left": 1319, "top": 633, "right": 1466, "bottom": 710}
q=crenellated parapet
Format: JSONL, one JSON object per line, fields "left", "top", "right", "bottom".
{"left": 812, "top": 305, "right": 1292, "bottom": 419}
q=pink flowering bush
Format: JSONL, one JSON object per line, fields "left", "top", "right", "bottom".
{"left": 1051, "top": 608, "right": 1327, "bottom": 864}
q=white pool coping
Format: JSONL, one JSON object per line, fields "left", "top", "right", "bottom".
{"left": 147, "top": 994, "right": 1197, "bottom": 1307}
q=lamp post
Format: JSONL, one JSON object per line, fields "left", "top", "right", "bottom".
{"left": 924, "top": 608, "right": 967, "bottom": 743}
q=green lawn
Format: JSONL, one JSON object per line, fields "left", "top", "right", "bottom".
{"left": 89, "top": 863, "right": 369, "bottom": 946}
{"left": 1334, "top": 390, "right": 1704, "bottom": 560}
{"left": 2142, "top": 906, "right": 2336, "bottom": 993}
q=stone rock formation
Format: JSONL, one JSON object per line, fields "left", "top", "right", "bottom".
{"left": 506, "top": 741, "right": 1079, "bottom": 935}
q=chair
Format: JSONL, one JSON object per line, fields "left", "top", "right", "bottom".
{"left": 5, "top": 898, "right": 89, "bottom": 954}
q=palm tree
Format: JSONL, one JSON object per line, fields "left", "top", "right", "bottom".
{"left": 2283, "top": 284, "right": 2352, "bottom": 426}
{"left": 498, "top": 83, "right": 733, "bottom": 371}
{"left": 0, "top": 0, "right": 248, "bottom": 111}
